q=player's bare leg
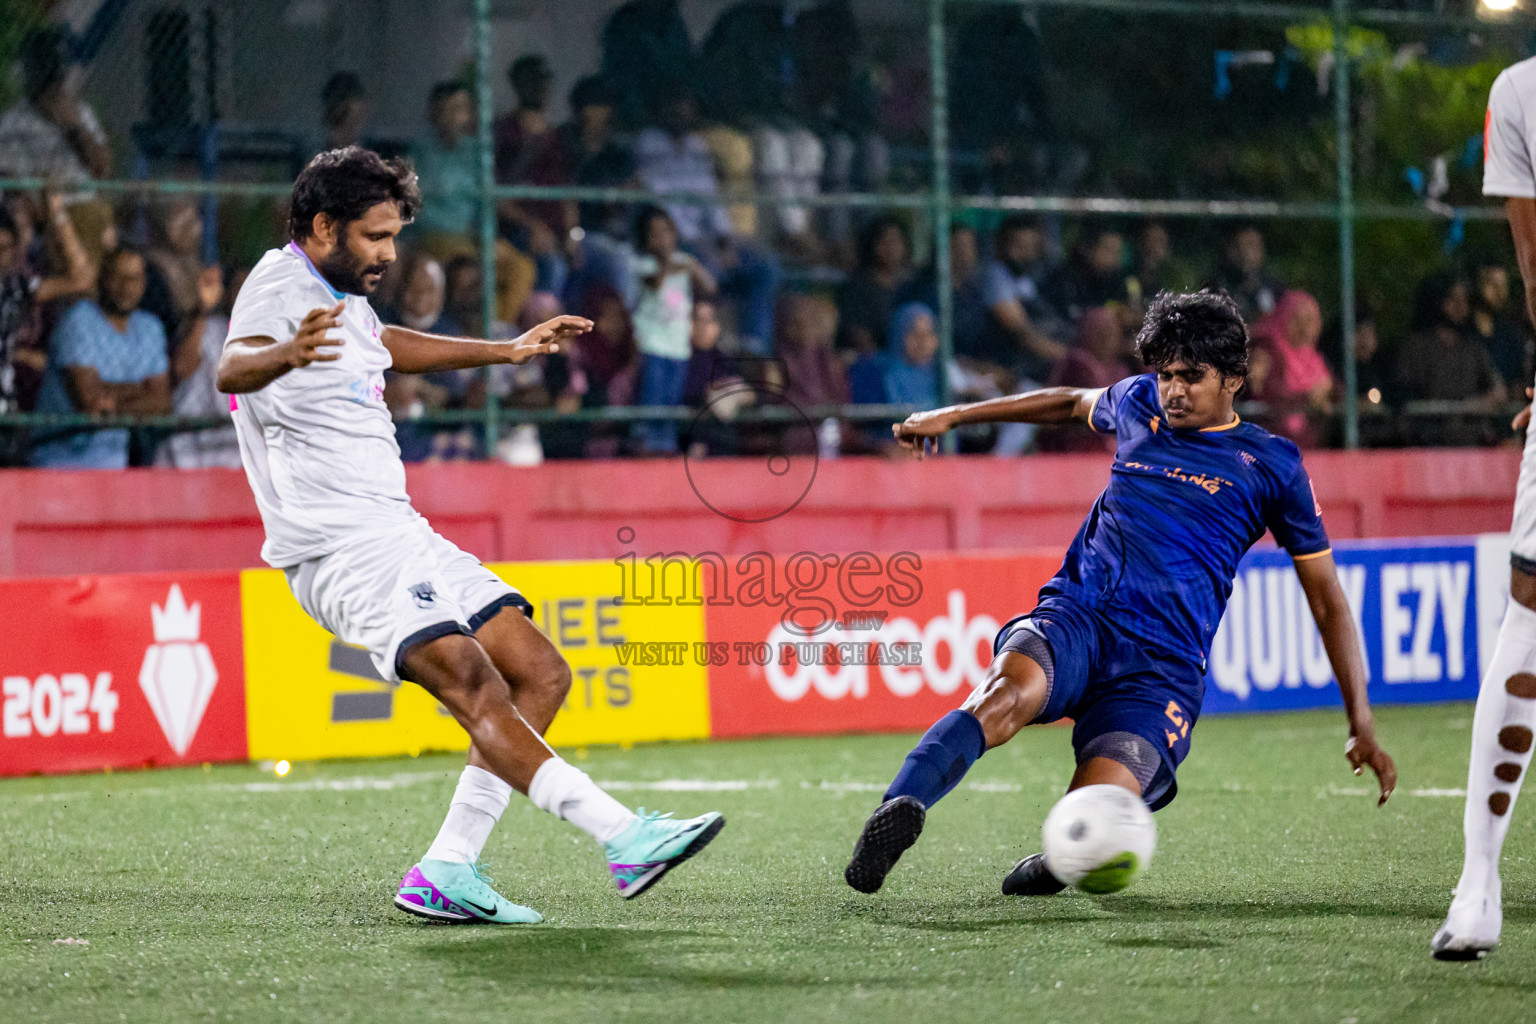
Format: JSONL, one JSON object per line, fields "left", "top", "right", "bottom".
{"left": 1434, "top": 564, "right": 1536, "bottom": 960}
{"left": 846, "top": 652, "right": 1049, "bottom": 894}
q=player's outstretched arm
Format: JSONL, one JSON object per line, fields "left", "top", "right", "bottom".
{"left": 1294, "top": 551, "right": 1397, "bottom": 805}
{"left": 216, "top": 302, "right": 345, "bottom": 394}
{"left": 382, "top": 315, "right": 593, "bottom": 374}
{"left": 892, "top": 386, "right": 1102, "bottom": 458}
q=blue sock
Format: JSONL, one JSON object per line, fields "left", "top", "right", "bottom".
{"left": 884, "top": 710, "right": 987, "bottom": 807}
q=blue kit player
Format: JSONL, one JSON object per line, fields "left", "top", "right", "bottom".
{"left": 844, "top": 290, "right": 1398, "bottom": 896}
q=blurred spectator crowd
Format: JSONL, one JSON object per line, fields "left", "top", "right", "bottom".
{"left": 0, "top": 4, "right": 1531, "bottom": 469}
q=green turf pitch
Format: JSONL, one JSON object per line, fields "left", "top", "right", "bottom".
{"left": 4, "top": 703, "right": 1534, "bottom": 1024}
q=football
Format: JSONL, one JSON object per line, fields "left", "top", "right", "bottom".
{"left": 1041, "top": 784, "right": 1158, "bottom": 894}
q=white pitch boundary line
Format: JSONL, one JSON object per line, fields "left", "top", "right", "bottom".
{"left": 4, "top": 776, "right": 1469, "bottom": 802}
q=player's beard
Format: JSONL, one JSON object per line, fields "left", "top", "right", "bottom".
{"left": 318, "top": 243, "right": 388, "bottom": 296}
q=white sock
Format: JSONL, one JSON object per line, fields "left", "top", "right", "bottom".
{"left": 527, "top": 757, "right": 637, "bottom": 845}
{"left": 424, "top": 765, "right": 513, "bottom": 864}
{"left": 1456, "top": 599, "right": 1536, "bottom": 902}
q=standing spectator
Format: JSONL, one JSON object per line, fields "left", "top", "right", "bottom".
{"left": 0, "top": 192, "right": 93, "bottom": 415}
{"left": 1212, "top": 223, "right": 1284, "bottom": 322}
{"left": 157, "top": 264, "right": 241, "bottom": 468}
{"left": 600, "top": 0, "right": 695, "bottom": 130}
{"left": 1396, "top": 273, "right": 1505, "bottom": 405}
{"left": 836, "top": 214, "right": 911, "bottom": 356}
{"left": 1473, "top": 264, "right": 1531, "bottom": 387}
{"left": 635, "top": 80, "right": 780, "bottom": 354}
{"left": 1041, "top": 220, "right": 1131, "bottom": 325}
{"left": 630, "top": 206, "right": 715, "bottom": 453}
{"left": 29, "top": 246, "right": 170, "bottom": 469}
{"left": 0, "top": 27, "right": 111, "bottom": 184}
{"left": 981, "top": 213, "right": 1067, "bottom": 384}
{"left": 409, "top": 83, "right": 481, "bottom": 254}
{"left": 493, "top": 54, "right": 570, "bottom": 293}
{"left": 559, "top": 77, "right": 640, "bottom": 308}
{"left": 1252, "top": 290, "right": 1333, "bottom": 446}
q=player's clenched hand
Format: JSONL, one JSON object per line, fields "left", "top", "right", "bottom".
{"left": 892, "top": 409, "right": 954, "bottom": 459}
{"left": 286, "top": 302, "right": 346, "bottom": 368}
{"left": 1513, "top": 387, "right": 1534, "bottom": 431}
{"left": 1346, "top": 732, "right": 1397, "bottom": 806}
{"left": 503, "top": 315, "right": 593, "bottom": 365}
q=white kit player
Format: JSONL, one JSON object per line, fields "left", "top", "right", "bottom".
{"left": 1434, "top": 58, "right": 1536, "bottom": 960}
{"left": 217, "top": 147, "right": 724, "bottom": 924}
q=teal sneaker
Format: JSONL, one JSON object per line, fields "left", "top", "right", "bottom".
{"left": 394, "top": 859, "right": 543, "bottom": 924}
{"left": 604, "top": 808, "right": 725, "bottom": 899}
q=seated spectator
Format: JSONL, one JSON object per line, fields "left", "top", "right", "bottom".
{"left": 1211, "top": 223, "right": 1284, "bottom": 322}
{"left": 558, "top": 76, "right": 640, "bottom": 308}
{"left": 29, "top": 246, "right": 170, "bottom": 468}
{"left": 156, "top": 264, "right": 241, "bottom": 468}
{"left": 1036, "top": 306, "right": 1137, "bottom": 453}
{"left": 409, "top": 82, "right": 481, "bottom": 255}
{"left": 319, "top": 72, "right": 370, "bottom": 154}
{"left": 981, "top": 213, "right": 1067, "bottom": 384}
{"left": 1128, "top": 219, "right": 1193, "bottom": 308}
{"left": 1041, "top": 220, "right": 1131, "bottom": 325}
{"left": 1396, "top": 273, "right": 1506, "bottom": 407}
{"left": 777, "top": 293, "right": 848, "bottom": 411}
{"left": 635, "top": 80, "right": 780, "bottom": 354}
{"left": 1473, "top": 264, "right": 1531, "bottom": 387}
{"left": 1, "top": 192, "right": 93, "bottom": 426}
{"left": 387, "top": 252, "right": 462, "bottom": 335}
{"left": 0, "top": 27, "right": 111, "bottom": 184}
{"left": 901, "top": 222, "right": 988, "bottom": 374}
{"left": 1252, "top": 290, "right": 1333, "bottom": 446}
{"left": 630, "top": 205, "right": 716, "bottom": 454}
{"left": 570, "top": 282, "right": 639, "bottom": 458}
{"left": 880, "top": 301, "right": 941, "bottom": 410}
{"left": 837, "top": 214, "right": 911, "bottom": 356}
{"left": 141, "top": 197, "right": 206, "bottom": 346}
{"left": 493, "top": 54, "right": 570, "bottom": 294}
{"left": 682, "top": 296, "right": 751, "bottom": 457}
{"left": 1322, "top": 299, "right": 1390, "bottom": 408}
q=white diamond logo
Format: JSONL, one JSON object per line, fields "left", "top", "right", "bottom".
{"left": 138, "top": 585, "right": 219, "bottom": 756}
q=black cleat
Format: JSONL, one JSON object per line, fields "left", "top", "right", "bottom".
{"left": 1001, "top": 852, "right": 1068, "bottom": 896}
{"left": 844, "top": 796, "right": 926, "bottom": 894}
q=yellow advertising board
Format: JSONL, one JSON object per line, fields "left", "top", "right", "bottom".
{"left": 240, "top": 560, "right": 710, "bottom": 762}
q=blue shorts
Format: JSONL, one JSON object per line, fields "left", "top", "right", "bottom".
{"left": 993, "top": 594, "right": 1203, "bottom": 811}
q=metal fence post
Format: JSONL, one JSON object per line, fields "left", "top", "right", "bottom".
{"left": 474, "top": 0, "right": 500, "bottom": 457}
{"left": 929, "top": 0, "right": 955, "bottom": 450}
{"left": 1333, "top": 0, "right": 1359, "bottom": 450}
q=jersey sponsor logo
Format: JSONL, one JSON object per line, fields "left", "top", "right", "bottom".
{"left": 408, "top": 582, "right": 437, "bottom": 608}
{"left": 1123, "top": 460, "right": 1234, "bottom": 497}
{"left": 1238, "top": 450, "right": 1258, "bottom": 469}
{"left": 347, "top": 374, "right": 386, "bottom": 407}
{"left": 139, "top": 585, "right": 221, "bottom": 756}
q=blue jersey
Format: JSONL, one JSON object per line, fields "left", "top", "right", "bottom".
{"left": 1040, "top": 373, "right": 1330, "bottom": 667}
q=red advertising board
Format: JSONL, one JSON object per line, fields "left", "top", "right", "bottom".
{"left": 0, "top": 570, "right": 247, "bottom": 775}
{"left": 703, "top": 551, "right": 1062, "bottom": 737}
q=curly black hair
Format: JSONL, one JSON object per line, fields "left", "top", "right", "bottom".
{"left": 1135, "top": 289, "right": 1250, "bottom": 380}
{"left": 289, "top": 146, "right": 421, "bottom": 242}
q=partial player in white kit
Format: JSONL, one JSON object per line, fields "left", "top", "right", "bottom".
{"left": 217, "top": 147, "right": 724, "bottom": 924}
{"left": 1434, "top": 57, "right": 1536, "bottom": 960}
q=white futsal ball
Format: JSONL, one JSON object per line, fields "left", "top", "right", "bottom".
{"left": 1041, "top": 784, "right": 1157, "bottom": 894}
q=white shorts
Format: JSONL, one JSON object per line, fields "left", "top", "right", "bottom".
{"left": 283, "top": 518, "right": 530, "bottom": 683}
{"left": 1513, "top": 414, "right": 1536, "bottom": 566}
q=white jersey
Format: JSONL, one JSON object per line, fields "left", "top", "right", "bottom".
{"left": 1485, "top": 56, "right": 1536, "bottom": 199}
{"left": 226, "top": 244, "right": 414, "bottom": 568}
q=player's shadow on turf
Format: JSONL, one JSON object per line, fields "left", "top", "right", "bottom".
{"left": 412, "top": 927, "right": 933, "bottom": 992}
